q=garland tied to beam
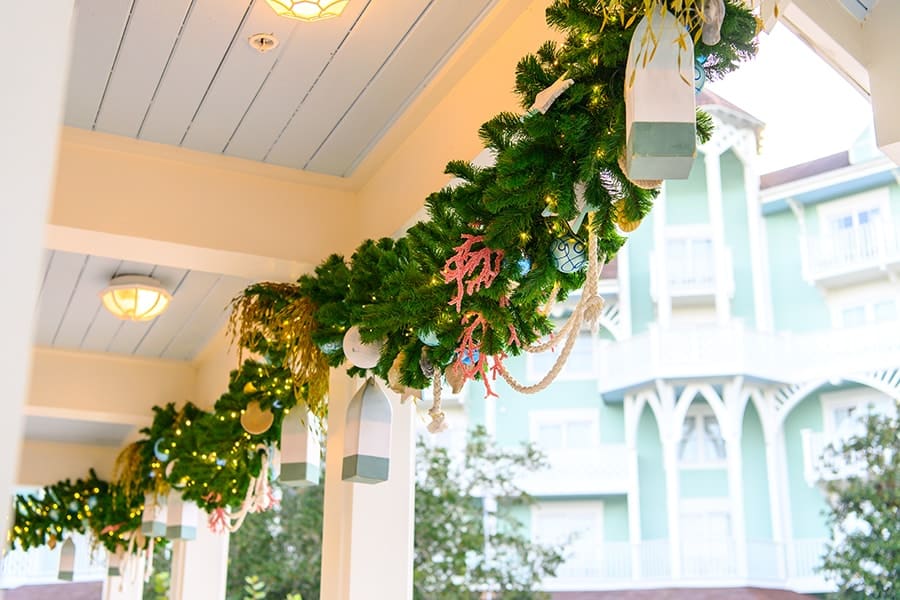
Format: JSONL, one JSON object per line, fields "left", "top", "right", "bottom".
{"left": 9, "top": 0, "right": 757, "bottom": 558}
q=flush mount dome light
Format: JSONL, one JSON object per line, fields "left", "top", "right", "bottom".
{"left": 100, "top": 275, "right": 171, "bottom": 322}
{"left": 265, "top": 0, "right": 350, "bottom": 22}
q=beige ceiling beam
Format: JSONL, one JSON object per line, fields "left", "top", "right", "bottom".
{"left": 18, "top": 440, "right": 119, "bottom": 487}
{"left": 51, "top": 128, "right": 359, "bottom": 275}
{"left": 781, "top": 0, "right": 900, "bottom": 165}
{"left": 28, "top": 347, "right": 195, "bottom": 427}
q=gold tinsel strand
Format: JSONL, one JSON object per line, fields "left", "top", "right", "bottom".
{"left": 112, "top": 442, "right": 147, "bottom": 504}
{"left": 228, "top": 285, "right": 330, "bottom": 422}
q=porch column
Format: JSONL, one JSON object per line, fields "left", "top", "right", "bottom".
{"left": 661, "top": 439, "right": 682, "bottom": 579}
{"left": 623, "top": 395, "right": 642, "bottom": 580}
{"left": 764, "top": 429, "right": 789, "bottom": 580}
{"left": 169, "top": 523, "right": 231, "bottom": 600}
{"left": 102, "top": 557, "right": 146, "bottom": 600}
{"left": 320, "top": 371, "right": 416, "bottom": 600}
{"left": 0, "top": 1, "right": 75, "bottom": 540}
{"left": 653, "top": 186, "right": 672, "bottom": 328}
{"left": 724, "top": 379, "right": 748, "bottom": 578}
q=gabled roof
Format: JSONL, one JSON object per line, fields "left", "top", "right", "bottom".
{"left": 698, "top": 89, "right": 766, "bottom": 134}
{"left": 760, "top": 151, "right": 852, "bottom": 189}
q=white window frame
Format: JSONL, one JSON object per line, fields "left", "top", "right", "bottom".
{"left": 820, "top": 388, "right": 892, "bottom": 436}
{"left": 677, "top": 403, "right": 727, "bottom": 469}
{"left": 531, "top": 500, "right": 604, "bottom": 577}
{"left": 830, "top": 295, "right": 900, "bottom": 328}
{"left": 529, "top": 409, "right": 600, "bottom": 451}
{"left": 663, "top": 224, "right": 716, "bottom": 293}
{"left": 816, "top": 188, "right": 892, "bottom": 234}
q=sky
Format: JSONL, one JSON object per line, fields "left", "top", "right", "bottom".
{"left": 707, "top": 23, "right": 873, "bottom": 174}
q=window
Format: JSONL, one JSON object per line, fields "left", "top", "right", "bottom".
{"left": 666, "top": 234, "right": 715, "bottom": 290}
{"left": 817, "top": 188, "right": 892, "bottom": 266}
{"left": 529, "top": 410, "right": 599, "bottom": 452}
{"left": 822, "top": 389, "right": 893, "bottom": 442}
{"left": 836, "top": 297, "right": 899, "bottom": 328}
{"left": 532, "top": 502, "right": 603, "bottom": 578}
{"left": 527, "top": 333, "right": 595, "bottom": 381}
{"left": 678, "top": 404, "right": 726, "bottom": 466}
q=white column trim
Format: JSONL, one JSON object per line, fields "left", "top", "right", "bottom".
{"left": 624, "top": 395, "right": 643, "bottom": 580}
{"left": 654, "top": 380, "right": 681, "bottom": 578}
{"left": 618, "top": 241, "right": 634, "bottom": 338}
{"left": 704, "top": 151, "right": 731, "bottom": 325}
{"left": 740, "top": 151, "right": 774, "bottom": 332}
{"left": 723, "top": 377, "right": 748, "bottom": 579}
{"left": 653, "top": 185, "right": 671, "bottom": 328}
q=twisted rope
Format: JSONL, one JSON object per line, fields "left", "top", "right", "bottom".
{"left": 495, "top": 219, "right": 605, "bottom": 394}
{"left": 427, "top": 368, "right": 448, "bottom": 433}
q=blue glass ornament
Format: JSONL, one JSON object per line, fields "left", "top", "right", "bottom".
{"left": 318, "top": 341, "right": 342, "bottom": 355}
{"left": 153, "top": 438, "right": 170, "bottom": 462}
{"left": 460, "top": 349, "right": 480, "bottom": 366}
{"left": 87, "top": 496, "right": 98, "bottom": 509}
{"left": 516, "top": 256, "right": 532, "bottom": 276}
{"left": 551, "top": 234, "right": 587, "bottom": 274}
{"left": 418, "top": 329, "right": 440, "bottom": 347}
{"left": 216, "top": 458, "right": 227, "bottom": 467}
{"left": 694, "top": 58, "right": 707, "bottom": 95}
{"left": 272, "top": 400, "right": 283, "bottom": 409}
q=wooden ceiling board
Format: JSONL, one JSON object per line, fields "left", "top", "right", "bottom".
{"left": 64, "top": 0, "right": 135, "bottom": 129}
{"left": 306, "top": 0, "right": 495, "bottom": 176}
{"left": 159, "top": 275, "right": 250, "bottom": 360}
{"left": 178, "top": 2, "right": 299, "bottom": 154}
{"left": 78, "top": 260, "right": 156, "bottom": 353}
{"left": 34, "top": 251, "right": 89, "bottom": 347}
{"left": 92, "top": 0, "right": 194, "bottom": 137}
{"left": 264, "top": 0, "right": 434, "bottom": 169}
{"left": 52, "top": 255, "right": 123, "bottom": 349}
{"left": 138, "top": 0, "right": 255, "bottom": 145}
{"left": 132, "top": 270, "right": 221, "bottom": 358}
{"left": 223, "top": 0, "right": 374, "bottom": 162}
{"left": 105, "top": 264, "right": 190, "bottom": 356}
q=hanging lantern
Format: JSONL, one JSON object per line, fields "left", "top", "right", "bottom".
{"left": 58, "top": 537, "right": 75, "bottom": 581}
{"left": 140, "top": 493, "right": 167, "bottom": 537}
{"left": 342, "top": 378, "right": 392, "bottom": 484}
{"left": 166, "top": 491, "right": 199, "bottom": 540}
{"left": 280, "top": 411, "right": 321, "bottom": 487}
{"left": 624, "top": 9, "right": 696, "bottom": 181}
{"left": 107, "top": 548, "right": 124, "bottom": 577}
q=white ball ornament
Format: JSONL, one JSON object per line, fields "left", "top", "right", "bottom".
{"left": 342, "top": 326, "right": 384, "bottom": 369}
{"left": 551, "top": 234, "right": 588, "bottom": 274}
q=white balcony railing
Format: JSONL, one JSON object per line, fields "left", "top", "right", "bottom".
{"left": 807, "top": 223, "right": 900, "bottom": 283}
{"left": 649, "top": 248, "right": 734, "bottom": 301}
{"left": 597, "top": 321, "right": 900, "bottom": 394}
{"left": 518, "top": 445, "right": 630, "bottom": 496}
{"left": 0, "top": 533, "right": 107, "bottom": 588}
{"left": 542, "top": 538, "right": 830, "bottom": 592}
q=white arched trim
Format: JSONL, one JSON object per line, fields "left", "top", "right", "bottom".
{"left": 672, "top": 383, "right": 729, "bottom": 442}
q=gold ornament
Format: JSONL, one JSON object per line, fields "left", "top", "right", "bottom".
{"left": 243, "top": 381, "right": 258, "bottom": 394}
{"left": 241, "top": 401, "right": 275, "bottom": 435}
{"left": 48, "top": 535, "right": 57, "bottom": 550}
{"left": 615, "top": 200, "right": 643, "bottom": 233}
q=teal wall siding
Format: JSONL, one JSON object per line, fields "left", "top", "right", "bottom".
{"left": 637, "top": 404, "right": 668, "bottom": 539}
{"left": 666, "top": 158, "right": 709, "bottom": 225}
{"left": 721, "top": 150, "right": 756, "bottom": 328}
{"left": 627, "top": 211, "right": 656, "bottom": 334}
{"left": 679, "top": 469, "right": 729, "bottom": 498}
{"left": 741, "top": 401, "right": 773, "bottom": 540}
{"left": 764, "top": 210, "right": 830, "bottom": 332}
{"left": 604, "top": 496, "right": 630, "bottom": 542}
{"left": 783, "top": 393, "right": 829, "bottom": 539}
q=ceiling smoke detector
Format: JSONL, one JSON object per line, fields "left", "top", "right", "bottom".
{"left": 248, "top": 33, "right": 280, "bottom": 53}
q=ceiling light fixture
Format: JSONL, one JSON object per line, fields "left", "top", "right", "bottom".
{"left": 100, "top": 275, "right": 172, "bottom": 322}
{"left": 265, "top": 0, "right": 350, "bottom": 22}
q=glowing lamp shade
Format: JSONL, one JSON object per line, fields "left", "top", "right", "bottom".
{"left": 100, "top": 275, "right": 171, "bottom": 322}
{"left": 265, "top": 0, "right": 349, "bottom": 22}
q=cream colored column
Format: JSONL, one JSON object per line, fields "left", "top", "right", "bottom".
{"left": 0, "top": 1, "right": 75, "bottom": 541}
{"left": 320, "top": 371, "right": 416, "bottom": 600}
{"left": 102, "top": 557, "right": 146, "bottom": 600}
{"left": 169, "top": 524, "right": 231, "bottom": 600}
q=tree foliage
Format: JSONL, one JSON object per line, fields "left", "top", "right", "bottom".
{"left": 227, "top": 428, "right": 564, "bottom": 599}
{"left": 820, "top": 401, "right": 900, "bottom": 599}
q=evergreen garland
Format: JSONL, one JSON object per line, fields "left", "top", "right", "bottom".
{"left": 10, "top": 0, "right": 757, "bottom": 557}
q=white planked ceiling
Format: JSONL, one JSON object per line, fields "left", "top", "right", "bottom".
{"left": 66, "top": 0, "right": 498, "bottom": 177}
{"left": 35, "top": 250, "right": 251, "bottom": 361}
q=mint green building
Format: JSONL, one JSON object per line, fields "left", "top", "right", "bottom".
{"left": 438, "top": 92, "right": 900, "bottom": 596}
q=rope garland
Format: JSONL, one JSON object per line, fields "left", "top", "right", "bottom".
{"left": 427, "top": 368, "right": 448, "bottom": 433}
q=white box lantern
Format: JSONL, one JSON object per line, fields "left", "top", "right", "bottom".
{"left": 342, "top": 378, "right": 392, "bottom": 484}
{"left": 166, "top": 491, "right": 199, "bottom": 540}
{"left": 58, "top": 537, "right": 75, "bottom": 581}
{"left": 140, "top": 493, "right": 167, "bottom": 537}
{"left": 107, "top": 548, "right": 124, "bottom": 577}
{"left": 280, "top": 411, "right": 321, "bottom": 487}
{"left": 624, "top": 9, "right": 696, "bottom": 181}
